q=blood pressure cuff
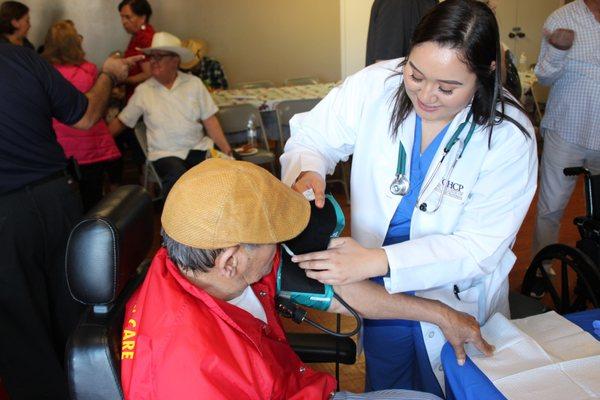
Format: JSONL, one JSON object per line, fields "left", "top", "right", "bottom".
{"left": 277, "top": 194, "right": 344, "bottom": 310}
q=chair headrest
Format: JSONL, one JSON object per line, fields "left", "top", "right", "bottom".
{"left": 66, "top": 185, "right": 154, "bottom": 305}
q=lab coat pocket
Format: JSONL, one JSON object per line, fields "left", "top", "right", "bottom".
{"left": 451, "top": 285, "right": 481, "bottom": 321}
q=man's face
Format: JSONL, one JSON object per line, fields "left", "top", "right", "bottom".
{"left": 148, "top": 51, "right": 179, "bottom": 82}
{"left": 119, "top": 4, "right": 146, "bottom": 34}
{"left": 239, "top": 244, "right": 277, "bottom": 286}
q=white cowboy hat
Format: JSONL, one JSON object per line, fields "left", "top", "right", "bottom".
{"left": 138, "top": 32, "right": 194, "bottom": 64}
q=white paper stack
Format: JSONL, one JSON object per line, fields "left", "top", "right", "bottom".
{"left": 466, "top": 311, "right": 600, "bottom": 400}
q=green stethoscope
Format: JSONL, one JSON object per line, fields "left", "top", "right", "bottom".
{"left": 389, "top": 111, "right": 477, "bottom": 212}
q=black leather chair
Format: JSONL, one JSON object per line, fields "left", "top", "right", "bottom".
{"left": 65, "top": 185, "right": 355, "bottom": 399}
{"left": 65, "top": 185, "right": 154, "bottom": 400}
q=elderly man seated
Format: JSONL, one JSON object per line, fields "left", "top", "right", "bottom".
{"left": 109, "top": 31, "right": 232, "bottom": 196}
{"left": 121, "top": 159, "right": 492, "bottom": 399}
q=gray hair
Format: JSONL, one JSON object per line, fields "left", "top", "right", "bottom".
{"left": 161, "top": 228, "right": 256, "bottom": 274}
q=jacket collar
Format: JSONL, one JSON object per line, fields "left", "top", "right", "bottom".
{"left": 160, "top": 247, "right": 282, "bottom": 350}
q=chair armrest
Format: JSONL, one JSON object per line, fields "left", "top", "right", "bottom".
{"left": 287, "top": 333, "right": 356, "bottom": 365}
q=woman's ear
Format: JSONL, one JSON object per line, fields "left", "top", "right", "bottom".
{"left": 214, "top": 246, "right": 241, "bottom": 278}
{"left": 490, "top": 60, "right": 497, "bottom": 72}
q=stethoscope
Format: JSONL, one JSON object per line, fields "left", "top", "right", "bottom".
{"left": 389, "top": 111, "right": 477, "bottom": 213}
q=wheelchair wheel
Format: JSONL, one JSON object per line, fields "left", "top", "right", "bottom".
{"left": 521, "top": 244, "right": 600, "bottom": 314}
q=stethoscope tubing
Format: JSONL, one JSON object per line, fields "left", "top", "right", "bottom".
{"left": 390, "top": 111, "right": 476, "bottom": 213}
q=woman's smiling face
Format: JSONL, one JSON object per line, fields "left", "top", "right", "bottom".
{"left": 404, "top": 41, "right": 479, "bottom": 125}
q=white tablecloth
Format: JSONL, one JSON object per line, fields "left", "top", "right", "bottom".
{"left": 211, "top": 82, "right": 336, "bottom": 111}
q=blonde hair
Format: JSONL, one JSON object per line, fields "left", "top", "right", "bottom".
{"left": 42, "top": 20, "right": 85, "bottom": 65}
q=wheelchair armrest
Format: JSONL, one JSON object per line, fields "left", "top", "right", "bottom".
{"left": 287, "top": 333, "right": 356, "bottom": 365}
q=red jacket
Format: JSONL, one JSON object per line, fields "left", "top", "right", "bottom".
{"left": 52, "top": 62, "right": 121, "bottom": 165}
{"left": 121, "top": 247, "right": 336, "bottom": 400}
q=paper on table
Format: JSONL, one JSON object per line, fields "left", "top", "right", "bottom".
{"left": 468, "top": 312, "right": 600, "bottom": 399}
{"left": 466, "top": 313, "right": 554, "bottom": 381}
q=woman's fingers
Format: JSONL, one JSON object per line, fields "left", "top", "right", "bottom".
{"left": 473, "top": 336, "right": 495, "bottom": 357}
{"left": 292, "top": 250, "right": 331, "bottom": 264}
{"left": 451, "top": 343, "right": 467, "bottom": 366}
{"left": 292, "top": 171, "right": 326, "bottom": 208}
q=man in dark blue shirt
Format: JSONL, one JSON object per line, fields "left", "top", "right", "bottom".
{"left": 0, "top": 42, "right": 140, "bottom": 399}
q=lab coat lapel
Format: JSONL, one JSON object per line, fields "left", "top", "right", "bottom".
{"left": 380, "top": 112, "right": 416, "bottom": 225}
{"left": 417, "top": 107, "right": 472, "bottom": 205}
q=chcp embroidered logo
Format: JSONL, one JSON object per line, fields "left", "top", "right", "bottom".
{"left": 434, "top": 179, "right": 465, "bottom": 201}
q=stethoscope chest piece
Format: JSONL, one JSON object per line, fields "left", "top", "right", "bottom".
{"left": 390, "top": 174, "right": 409, "bottom": 196}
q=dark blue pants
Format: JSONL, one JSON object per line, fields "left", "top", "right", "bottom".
{"left": 363, "top": 279, "right": 443, "bottom": 398}
{"left": 153, "top": 150, "right": 207, "bottom": 196}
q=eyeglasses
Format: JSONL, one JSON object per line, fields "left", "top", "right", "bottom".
{"left": 147, "top": 53, "right": 174, "bottom": 62}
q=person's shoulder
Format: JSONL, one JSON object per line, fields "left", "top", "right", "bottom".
{"left": 136, "top": 24, "right": 155, "bottom": 45}
{"left": 547, "top": 0, "right": 581, "bottom": 24}
{"left": 135, "top": 77, "right": 156, "bottom": 92}
{"left": 181, "top": 72, "right": 209, "bottom": 90}
{"left": 492, "top": 99, "right": 535, "bottom": 147}
{"left": 0, "top": 42, "right": 37, "bottom": 62}
{"left": 343, "top": 58, "right": 402, "bottom": 95}
{"left": 80, "top": 60, "right": 97, "bottom": 73}
{"left": 0, "top": 44, "right": 53, "bottom": 77}
{"left": 356, "top": 58, "right": 402, "bottom": 81}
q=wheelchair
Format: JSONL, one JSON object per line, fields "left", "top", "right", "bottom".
{"left": 522, "top": 167, "right": 600, "bottom": 314}
{"left": 65, "top": 185, "right": 355, "bottom": 400}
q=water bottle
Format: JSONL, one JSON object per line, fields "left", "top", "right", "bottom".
{"left": 518, "top": 52, "right": 528, "bottom": 72}
{"left": 246, "top": 117, "right": 257, "bottom": 148}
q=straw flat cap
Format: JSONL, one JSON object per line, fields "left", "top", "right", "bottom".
{"left": 161, "top": 159, "right": 310, "bottom": 249}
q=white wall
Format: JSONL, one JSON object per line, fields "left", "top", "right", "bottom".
{"left": 339, "top": 0, "right": 373, "bottom": 79}
{"left": 27, "top": 0, "right": 129, "bottom": 66}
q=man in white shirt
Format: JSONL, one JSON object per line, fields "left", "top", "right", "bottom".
{"left": 109, "top": 32, "right": 232, "bottom": 195}
{"left": 531, "top": 0, "right": 600, "bottom": 293}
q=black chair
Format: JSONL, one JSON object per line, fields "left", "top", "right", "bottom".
{"left": 65, "top": 185, "right": 154, "bottom": 400}
{"left": 65, "top": 185, "right": 355, "bottom": 399}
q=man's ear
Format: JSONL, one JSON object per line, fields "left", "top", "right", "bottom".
{"left": 214, "top": 246, "right": 241, "bottom": 278}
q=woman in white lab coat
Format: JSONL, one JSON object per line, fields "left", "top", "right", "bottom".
{"left": 280, "top": 0, "right": 537, "bottom": 397}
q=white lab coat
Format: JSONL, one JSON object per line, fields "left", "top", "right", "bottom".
{"left": 280, "top": 59, "right": 538, "bottom": 386}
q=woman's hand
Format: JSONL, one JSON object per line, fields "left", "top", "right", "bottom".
{"left": 291, "top": 171, "right": 326, "bottom": 208}
{"left": 437, "top": 307, "right": 494, "bottom": 366}
{"left": 292, "top": 237, "right": 389, "bottom": 285}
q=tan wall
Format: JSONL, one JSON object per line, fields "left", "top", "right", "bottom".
{"left": 151, "top": 0, "right": 341, "bottom": 86}
{"left": 26, "top": 0, "right": 341, "bottom": 86}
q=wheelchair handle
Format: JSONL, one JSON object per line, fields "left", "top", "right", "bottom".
{"left": 563, "top": 167, "right": 590, "bottom": 177}
{"left": 563, "top": 167, "right": 595, "bottom": 218}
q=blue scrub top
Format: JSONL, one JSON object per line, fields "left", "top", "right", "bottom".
{"left": 364, "top": 116, "right": 451, "bottom": 395}
{"left": 383, "top": 115, "right": 449, "bottom": 246}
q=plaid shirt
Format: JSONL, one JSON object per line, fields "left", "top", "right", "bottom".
{"left": 187, "top": 56, "right": 229, "bottom": 90}
{"left": 534, "top": 0, "right": 600, "bottom": 150}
